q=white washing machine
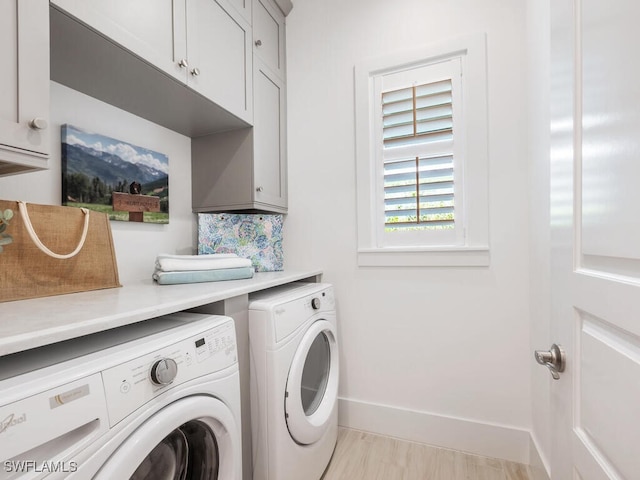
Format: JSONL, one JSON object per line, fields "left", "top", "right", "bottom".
{"left": 0, "top": 312, "right": 242, "bottom": 480}
{"left": 248, "top": 282, "right": 339, "bottom": 480}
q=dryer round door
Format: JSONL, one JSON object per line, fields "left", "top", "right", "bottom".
{"left": 285, "top": 319, "right": 339, "bottom": 445}
{"left": 94, "top": 396, "right": 240, "bottom": 480}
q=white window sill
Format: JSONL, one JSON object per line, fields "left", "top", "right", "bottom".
{"left": 357, "top": 246, "right": 490, "bottom": 267}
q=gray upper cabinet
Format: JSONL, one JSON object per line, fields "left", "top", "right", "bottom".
{"left": 253, "top": 58, "right": 286, "bottom": 211}
{"left": 252, "top": 0, "right": 287, "bottom": 211}
{"left": 187, "top": 0, "right": 253, "bottom": 123}
{"left": 50, "top": 0, "right": 252, "bottom": 131}
{"left": 253, "top": 0, "right": 286, "bottom": 80}
{"left": 191, "top": 0, "right": 287, "bottom": 214}
{"left": 191, "top": 63, "right": 286, "bottom": 214}
{"left": 0, "top": 0, "right": 50, "bottom": 176}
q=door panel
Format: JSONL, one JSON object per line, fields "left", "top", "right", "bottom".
{"left": 581, "top": 0, "right": 640, "bottom": 262}
{"left": 579, "top": 315, "right": 640, "bottom": 480}
{"left": 550, "top": 0, "right": 640, "bottom": 478}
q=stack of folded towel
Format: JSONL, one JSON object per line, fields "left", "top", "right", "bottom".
{"left": 153, "top": 253, "right": 254, "bottom": 285}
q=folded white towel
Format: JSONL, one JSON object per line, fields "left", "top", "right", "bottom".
{"left": 156, "top": 253, "right": 252, "bottom": 272}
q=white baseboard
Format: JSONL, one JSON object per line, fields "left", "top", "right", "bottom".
{"left": 528, "top": 433, "right": 551, "bottom": 480}
{"left": 338, "top": 397, "right": 531, "bottom": 464}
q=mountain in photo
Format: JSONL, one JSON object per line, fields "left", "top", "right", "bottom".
{"left": 62, "top": 142, "right": 168, "bottom": 187}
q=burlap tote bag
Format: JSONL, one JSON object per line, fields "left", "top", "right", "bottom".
{"left": 0, "top": 200, "right": 121, "bottom": 302}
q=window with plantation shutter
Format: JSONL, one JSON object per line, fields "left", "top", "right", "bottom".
{"left": 382, "top": 79, "right": 455, "bottom": 232}
{"left": 355, "top": 34, "right": 489, "bottom": 266}
{"left": 373, "top": 59, "right": 463, "bottom": 247}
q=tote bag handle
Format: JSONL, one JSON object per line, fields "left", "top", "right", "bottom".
{"left": 18, "top": 201, "right": 90, "bottom": 259}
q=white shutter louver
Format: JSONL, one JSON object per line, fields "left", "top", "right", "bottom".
{"left": 381, "top": 79, "right": 455, "bottom": 231}
{"left": 382, "top": 80, "right": 453, "bottom": 147}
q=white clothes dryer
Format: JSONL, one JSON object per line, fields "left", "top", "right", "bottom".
{"left": 248, "top": 283, "right": 338, "bottom": 480}
{"left": 0, "top": 312, "right": 242, "bottom": 480}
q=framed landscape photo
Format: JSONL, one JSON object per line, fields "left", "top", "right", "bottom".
{"left": 61, "top": 124, "right": 169, "bottom": 224}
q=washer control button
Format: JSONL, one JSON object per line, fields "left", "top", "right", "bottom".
{"left": 150, "top": 358, "right": 178, "bottom": 385}
{"left": 120, "top": 381, "right": 131, "bottom": 394}
{"left": 311, "top": 297, "right": 321, "bottom": 310}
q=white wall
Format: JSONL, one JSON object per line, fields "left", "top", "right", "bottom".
{"left": 284, "top": 0, "right": 532, "bottom": 461}
{"left": 526, "top": 0, "right": 552, "bottom": 477}
{"left": 0, "top": 82, "right": 196, "bottom": 284}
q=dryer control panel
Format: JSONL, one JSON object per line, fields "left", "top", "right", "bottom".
{"left": 102, "top": 319, "right": 237, "bottom": 426}
{"left": 270, "top": 285, "right": 335, "bottom": 343}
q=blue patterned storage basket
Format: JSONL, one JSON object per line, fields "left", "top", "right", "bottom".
{"left": 197, "top": 213, "right": 283, "bottom": 272}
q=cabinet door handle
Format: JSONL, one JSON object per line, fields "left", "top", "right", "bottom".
{"left": 29, "top": 118, "right": 48, "bottom": 130}
{"left": 255, "top": 39, "right": 262, "bottom": 47}
{"left": 178, "top": 59, "right": 189, "bottom": 68}
{"left": 256, "top": 186, "right": 264, "bottom": 192}
{"left": 190, "top": 68, "right": 200, "bottom": 77}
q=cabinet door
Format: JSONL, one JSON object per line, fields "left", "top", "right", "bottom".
{"left": 50, "top": 0, "right": 188, "bottom": 83}
{"left": 253, "top": 0, "right": 285, "bottom": 80}
{"left": 187, "top": 0, "right": 253, "bottom": 124}
{"left": 0, "top": 0, "right": 49, "bottom": 169}
{"left": 220, "top": 0, "right": 251, "bottom": 24}
{"left": 253, "top": 59, "right": 287, "bottom": 210}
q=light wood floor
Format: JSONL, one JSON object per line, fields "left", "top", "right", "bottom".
{"left": 321, "top": 428, "right": 532, "bottom": 480}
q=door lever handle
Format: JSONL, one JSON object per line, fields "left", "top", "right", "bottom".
{"left": 534, "top": 344, "right": 566, "bottom": 380}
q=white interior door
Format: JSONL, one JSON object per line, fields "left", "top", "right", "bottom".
{"left": 550, "top": 0, "right": 640, "bottom": 479}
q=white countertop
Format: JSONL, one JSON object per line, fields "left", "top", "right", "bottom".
{"left": 0, "top": 269, "right": 321, "bottom": 357}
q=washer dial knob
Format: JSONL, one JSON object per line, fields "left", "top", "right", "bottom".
{"left": 150, "top": 358, "right": 178, "bottom": 385}
{"left": 311, "top": 297, "right": 321, "bottom": 310}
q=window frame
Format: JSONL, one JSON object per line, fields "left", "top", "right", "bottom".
{"left": 354, "top": 33, "right": 489, "bottom": 267}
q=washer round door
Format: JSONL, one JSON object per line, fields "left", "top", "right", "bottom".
{"left": 94, "top": 396, "right": 240, "bottom": 480}
{"left": 285, "top": 319, "right": 339, "bottom": 445}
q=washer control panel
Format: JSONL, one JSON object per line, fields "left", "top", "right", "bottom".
{"left": 102, "top": 319, "right": 237, "bottom": 426}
